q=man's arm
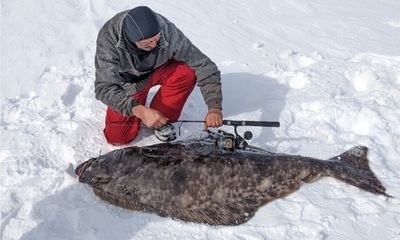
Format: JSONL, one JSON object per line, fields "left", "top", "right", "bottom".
{"left": 166, "top": 20, "right": 223, "bottom": 111}
{"left": 94, "top": 30, "right": 139, "bottom": 116}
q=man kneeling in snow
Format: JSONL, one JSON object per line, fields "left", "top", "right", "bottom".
{"left": 94, "top": 6, "right": 223, "bottom": 145}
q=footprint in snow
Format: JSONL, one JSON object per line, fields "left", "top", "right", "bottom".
{"left": 61, "top": 84, "right": 83, "bottom": 107}
{"left": 280, "top": 50, "right": 323, "bottom": 71}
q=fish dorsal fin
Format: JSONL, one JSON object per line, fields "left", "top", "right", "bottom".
{"left": 169, "top": 195, "right": 271, "bottom": 226}
{"left": 330, "top": 145, "right": 369, "bottom": 170}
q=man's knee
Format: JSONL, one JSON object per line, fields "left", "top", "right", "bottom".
{"left": 174, "top": 64, "right": 196, "bottom": 85}
{"left": 103, "top": 124, "right": 140, "bottom": 145}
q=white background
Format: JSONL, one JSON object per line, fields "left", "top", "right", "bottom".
{"left": 1, "top": 1, "right": 400, "bottom": 239}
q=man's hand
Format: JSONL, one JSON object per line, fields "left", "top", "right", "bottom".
{"left": 204, "top": 108, "right": 223, "bottom": 130}
{"left": 132, "top": 105, "right": 168, "bottom": 128}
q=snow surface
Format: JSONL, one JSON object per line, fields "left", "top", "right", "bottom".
{"left": 1, "top": 0, "right": 400, "bottom": 239}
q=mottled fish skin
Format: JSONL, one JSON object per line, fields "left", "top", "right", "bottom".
{"left": 76, "top": 141, "right": 389, "bottom": 225}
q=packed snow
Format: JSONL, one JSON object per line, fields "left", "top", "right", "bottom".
{"left": 1, "top": 0, "right": 400, "bottom": 239}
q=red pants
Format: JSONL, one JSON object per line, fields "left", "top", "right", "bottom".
{"left": 103, "top": 60, "right": 196, "bottom": 144}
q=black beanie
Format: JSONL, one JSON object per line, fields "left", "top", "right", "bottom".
{"left": 123, "top": 6, "right": 161, "bottom": 42}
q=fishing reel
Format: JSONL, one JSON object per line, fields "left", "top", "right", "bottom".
{"left": 154, "top": 123, "right": 177, "bottom": 142}
{"left": 210, "top": 129, "right": 253, "bottom": 152}
{"left": 207, "top": 120, "right": 280, "bottom": 152}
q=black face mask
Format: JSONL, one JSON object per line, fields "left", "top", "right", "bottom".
{"left": 127, "top": 41, "right": 159, "bottom": 55}
{"left": 123, "top": 31, "right": 159, "bottom": 72}
{"left": 123, "top": 31, "right": 149, "bottom": 55}
{"left": 133, "top": 47, "right": 159, "bottom": 72}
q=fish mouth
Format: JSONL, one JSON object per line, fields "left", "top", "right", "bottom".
{"left": 75, "top": 158, "right": 96, "bottom": 177}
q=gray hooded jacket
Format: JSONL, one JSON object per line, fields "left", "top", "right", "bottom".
{"left": 94, "top": 10, "right": 223, "bottom": 116}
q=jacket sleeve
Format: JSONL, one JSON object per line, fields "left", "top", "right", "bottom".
{"left": 94, "top": 31, "right": 139, "bottom": 116}
{"left": 168, "top": 22, "right": 223, "bottom": 110}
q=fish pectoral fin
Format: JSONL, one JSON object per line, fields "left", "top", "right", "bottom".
{"left": 170, "top": 196, "right": 267, "bottom": 226}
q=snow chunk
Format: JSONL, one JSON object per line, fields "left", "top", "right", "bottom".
{"left": 387, "top": 21, "right": 400, "bottom": 28}
{"left": 351, "top": 107, "right": 379, "bottom": 136}
{"left": 289, "top": 72, "right": 309, "bottom": 89}
{"left": 346, "top": 66, "right": 378, "bottom": 92}
{"left": 253, "top": 42, "right": 265, "bottom": 49}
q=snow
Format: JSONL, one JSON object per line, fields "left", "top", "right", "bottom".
{"left": 1, "top": 0, "right": 400, "bottom": 239}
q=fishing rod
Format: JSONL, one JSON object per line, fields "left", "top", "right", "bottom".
{"left": 107, "top": 120, "right": 280, "bottom": 128}
{"left": 173, "top": 119, "right": 280, "bottom": 137}
{"left": 173, "top": 120, "right": 280, "bottom": 127}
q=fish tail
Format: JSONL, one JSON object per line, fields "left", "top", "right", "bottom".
{"left": 328, "top": 146, "right": 392, "bottom": 197}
